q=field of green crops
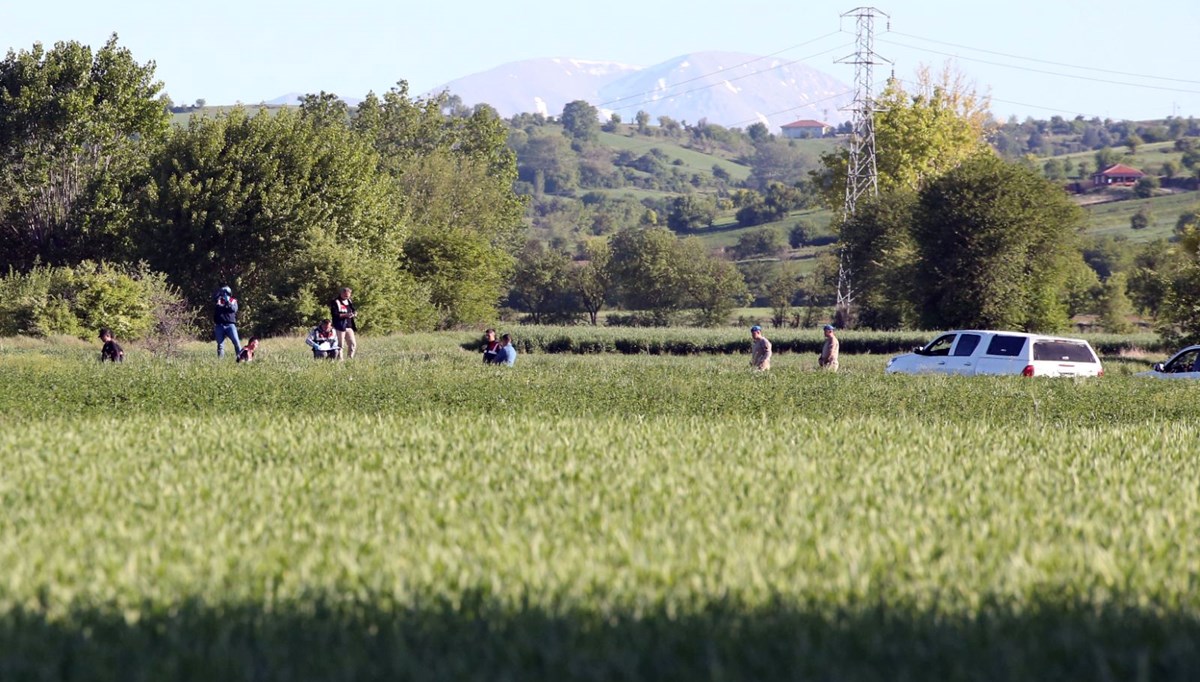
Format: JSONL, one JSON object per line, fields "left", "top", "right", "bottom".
{"left": 3, "top": 333, "right": 1200, "bottom": 681}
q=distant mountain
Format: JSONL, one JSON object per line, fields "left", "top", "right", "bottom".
{"left": 427, "top": 58, "right": 642, "bottom": 121}
{"left": 431, "top": 51, "right": 852, "bottom": 132}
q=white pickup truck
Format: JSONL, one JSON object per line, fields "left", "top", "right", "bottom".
{"left": 885, "top": 330, "right": 1103, "bottom": 377}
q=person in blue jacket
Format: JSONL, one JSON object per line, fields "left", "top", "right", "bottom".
{"left": 496, "top": 333, "right": 517, "bottom": 366}
{"left": 213, "top": 286, "right": 241, "bottom": 359}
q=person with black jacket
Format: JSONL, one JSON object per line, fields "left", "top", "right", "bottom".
{"left": 329, "top": 287, "right": 357, "bottom": 360}
{"left": 213, "top": 285, "right": 242, "bottom": 360}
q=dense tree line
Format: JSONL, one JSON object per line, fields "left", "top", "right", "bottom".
{"left": 0, "top": 37, "right": 524, "bottom": 336}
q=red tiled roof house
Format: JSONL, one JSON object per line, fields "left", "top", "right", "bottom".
{"left": 1092, "top": 163, "right": 1146, "bottom": 186}
{"left": 781, "top": 119, "right": 832, "bottom": 139}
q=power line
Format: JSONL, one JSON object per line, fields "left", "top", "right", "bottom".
{"left": 604, "top": 42, "right": 854, "bottom": 116}
{"left": 879, "top": 37, "right": 1200, "bottom": 96}
{"left": 889, "top": 30, "right": 1200, "bottom": 86}
{"left": 724, "top": 88, "right": 855, "bottom": 130}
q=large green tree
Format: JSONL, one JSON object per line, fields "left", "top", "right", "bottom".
{"left": 814, "top": 66, "right": 991, "bottom": 212}
{"left": 911, "top": 153, "right": 1085, "bottom": 331}
{"left": 609, "top": 227, "right": 748, "bottom": 326}
{"left": 0, "top": 35, "right": 169, "bottom": 270}
{"left": 354, "top": 83, "right": 525, "bottom": 328}
{"left": 560, "top": 100, "right": 600, "bottom": 143}
{"left": 135, "top": 106, "right": 424, "bottom": 334}
{"left": 837, "top": 189, "right": 919, "bottom": 329}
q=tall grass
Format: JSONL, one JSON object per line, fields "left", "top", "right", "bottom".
{"left": 3, "top": 335, "right": 1200, "bottom": 679}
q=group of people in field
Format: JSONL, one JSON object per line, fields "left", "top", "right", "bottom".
{"left": 748, "top": 323, "right": 839, "bottom": 372}
{"left": 98, "top": 282, "right": 835, "bottom": 370}
{"left": 480, "top": 328, "right": 518, "bottom": 366}
{"left": 210, "top": 285, "right": 358, "bottom": 362}
{"left": 97, "top": 285, "right": 359, "bottom": 363}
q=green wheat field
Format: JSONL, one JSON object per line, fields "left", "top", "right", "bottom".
{"left": 2, "top": 332, "right": 1199, "bottom": 681}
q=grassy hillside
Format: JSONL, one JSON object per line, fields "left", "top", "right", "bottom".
{"left": 597, "top": 130, "right": 754, "bottom": 182}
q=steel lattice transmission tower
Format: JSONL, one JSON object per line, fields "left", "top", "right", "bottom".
{"left": 834, "top": 7, "right": 890, "bottom": 324}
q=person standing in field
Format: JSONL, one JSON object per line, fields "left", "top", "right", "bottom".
{"left": 749, "top": 325, "right": 772, "bottom": 371}
{"left": 819, "top": 324, "right": 839, "bottom": 372}
{"left": 330, "top": 287, "right": 357, "bottom": 360}
{"left": 213, "top": 285, "right": 241, "bottom": 360}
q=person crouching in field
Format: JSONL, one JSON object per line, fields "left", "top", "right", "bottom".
{"left": 481, "top": 328, "right": 500, "bottom": 364}
{"left": 749, "top": 325, "right": 771, "bottom": 371}
{"left": 491, "top": 333, "right": 517, "bottom": 366}
{"left": 306, "top": 319, "right": 340, "bottom": 360}
{"left": 237, "top": 337, "right": 260, "bottom": 363}
{"left": 98, "top": 328, "right": 124, "bottom": 362}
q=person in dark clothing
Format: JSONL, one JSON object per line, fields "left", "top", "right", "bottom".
{"left": 213, "top": 285, "right": 241, "bottom": 359}
{"left": 481, "top": 328, "right": 500, "bottom": 364}
{"left": 329, "top": 287, "right": 357, "bottom": 360}
{"left": 98, "top": 328, "right": 124, "bottom": 362}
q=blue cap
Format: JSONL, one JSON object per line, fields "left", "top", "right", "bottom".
{"left": 220, "top": 286, "right": 232, "bottom": 294}
{"left": 750, "top": 325, "right": 762, "bottom": 333}
{"left": 823, "top": 324, "right": 835, "bottom": 332}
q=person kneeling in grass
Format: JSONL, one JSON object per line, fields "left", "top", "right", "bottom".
{"left": 306, "top": 319, "right": 340, "bottom": 360}
{"left": 237, "top": 337, "right": 260, "bottom": 363}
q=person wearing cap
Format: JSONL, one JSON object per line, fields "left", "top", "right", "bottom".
{"left": 819, "top": 324, "right": 839, "bottom": 371}
{"left": 749, "top": 325, "right": 772, "bottom": 371}
{"left": 213, "top": 285, "right": 241, "bottom": 360}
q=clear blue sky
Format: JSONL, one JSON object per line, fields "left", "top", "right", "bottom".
{"left": 5, "top": 0, "right": 1198, "bottom": 122}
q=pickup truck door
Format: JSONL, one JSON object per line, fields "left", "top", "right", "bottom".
{"left": 945, "top": 333, "right": 983, "bottom": 375}
{"left": 911, "top": 333, "right": 958, "bottom": 373}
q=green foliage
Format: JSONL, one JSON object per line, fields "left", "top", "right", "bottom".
{"left": 1097, "top": 272, "right": 1135, "bottom": 333}
{"left": 730, "top": 228, "right": 783, "bottom": 260}
{"left": 681, "top": 241, "right": 751, "bottom": 327}
{"left": 135, "top": 107, "right": 416, "bottom": 335}
{"left": 838, "top": 190, "right": 919, "bottom": 329}
{"left": 666, "top": 194, "right": 717, "bottom": 231}
{"left": 0, "top": 35, "right": 170, "bottom": 270}
{"left": 913, "top": 154, "right": 1085, "bottom": 331}
{"left": 508, "top": 242, "right": 577, "bottom": 324}
{"left": 608, "top": 227, "right": 747, "bottom": 326}
{"left": 609, "top": 227, "right": 691, "bottom": 323}
{"left": 1131, "top": 205, "right": 1153, "bottom": 230}
{"left": 560, "top": 100, "right": 600, "bottom": 143}
{"left": 1134, "top": 175, "right": 1160, "bottom": 198}
{"left": 788, "top": 221, "right": 812, "bottom": 248}
{"left": 814, "top": 68, "right": 990, "bottom": 211}
{"left": 0, "top": 261, "right": 181, "bottom": 340}
{"left": 356, "top": 84, "right": 525, "bottom": 328}
{"left": 573, "top": 238, "right": 614, "bottom": 325}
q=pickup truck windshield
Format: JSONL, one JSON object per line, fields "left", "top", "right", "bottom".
{"left": 1033, "top": 341, "right": 1096, "bottom": 363}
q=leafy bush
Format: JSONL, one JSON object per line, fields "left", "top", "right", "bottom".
{"left": 0, "top": 262, "right": 185, "bottom": 341}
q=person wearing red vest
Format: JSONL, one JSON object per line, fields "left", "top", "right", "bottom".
{"left": 329, "top": 287, "right": 357, "bottom": 360}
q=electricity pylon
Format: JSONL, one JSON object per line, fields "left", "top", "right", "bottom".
{"left": 834, "top": 7, "right": 890, "bottom": 325}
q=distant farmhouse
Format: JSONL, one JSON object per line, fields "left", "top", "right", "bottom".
{"left": 1092, "top": 163, "right": 1146, "bottom": 186}
{"left": 780, "top": 119, "right": 832, "bottom": 139}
